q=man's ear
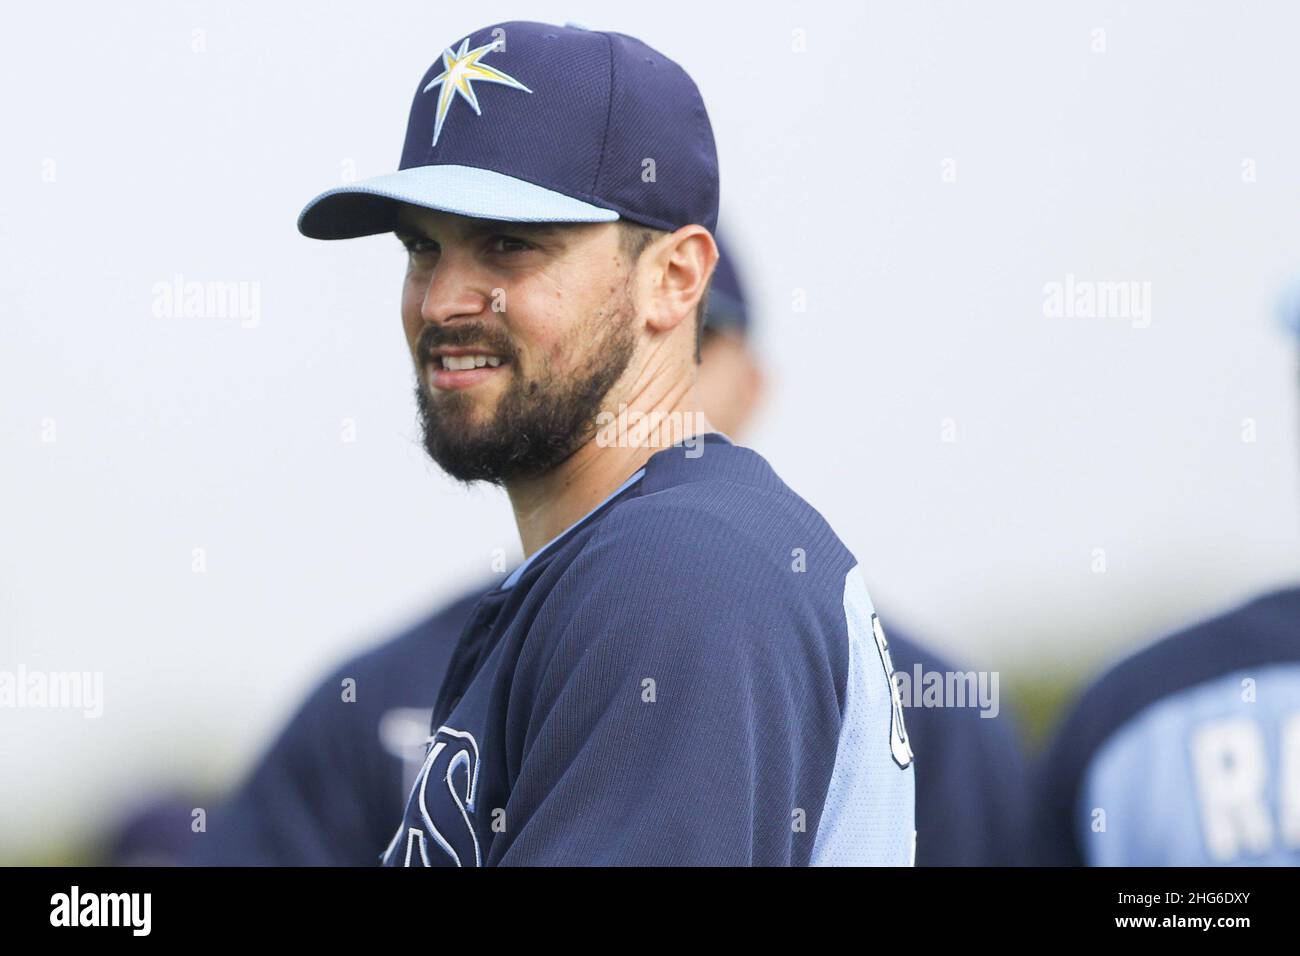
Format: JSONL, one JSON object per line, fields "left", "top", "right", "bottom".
{"left": 636, "top": 226, "right": 719, "bottom": 335}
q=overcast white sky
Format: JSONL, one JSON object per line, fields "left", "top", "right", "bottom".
{"left": 2, "top": 1, "right": 1299, "bottom": 857}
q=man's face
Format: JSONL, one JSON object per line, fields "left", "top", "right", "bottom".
{"left": 395, "top": 206, "right": 639, "bottom": 486}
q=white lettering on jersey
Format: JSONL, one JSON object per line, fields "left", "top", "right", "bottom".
{"left": 1190, "top": 717, "right": 1273, "bottom": 860}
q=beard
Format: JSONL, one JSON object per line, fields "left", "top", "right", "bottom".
{"left": 414, "top": 291, "right": 637, "bottom": 486}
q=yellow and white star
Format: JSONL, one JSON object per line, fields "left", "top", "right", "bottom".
{"left": 422, "top": 38, "right": 533, "bottom": 147}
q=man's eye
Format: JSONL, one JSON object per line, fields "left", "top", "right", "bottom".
{"left": 400, "top": 237, "right": 437, "bottom": 256}
{"left": 490, "top": 235, "right": 531, "bottom": 254}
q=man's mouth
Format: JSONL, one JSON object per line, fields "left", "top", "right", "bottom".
{"left": 425, "top": 347, "right": 509, "bottom": 392}
{"left": 436, "top": 354, "right": 503, "bottom": 370}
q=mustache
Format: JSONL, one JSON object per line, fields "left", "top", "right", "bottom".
{"left": 415, "top": 322, "right": 517, "bottom": 365}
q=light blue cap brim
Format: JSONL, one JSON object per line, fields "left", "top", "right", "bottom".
{"left": 298, "top": 164, "right": 620, "bottom": 240}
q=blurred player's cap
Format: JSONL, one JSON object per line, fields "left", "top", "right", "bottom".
{"left": 704, "top": 234, "right": 750, "bottom": 337}
{"left": 298, "top": 21, "right": 719, "bottom": 240}
{"left": 1278, "top": 277, "right": 1300, "bottom": 340}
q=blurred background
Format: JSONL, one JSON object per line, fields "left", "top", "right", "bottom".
{"left": 2, "top": 1, "right": 1298, "bottom": 863}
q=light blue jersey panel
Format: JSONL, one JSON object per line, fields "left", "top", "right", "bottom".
{"left": 1082, "top": 663, "right": 1300, "bottom": 866}
{"left": 811, "top": 566, "right": 916, "bottom": 866}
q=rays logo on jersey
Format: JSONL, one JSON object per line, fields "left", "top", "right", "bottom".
{"left": 381, "top": 725, "right": 481, "bottom": 867}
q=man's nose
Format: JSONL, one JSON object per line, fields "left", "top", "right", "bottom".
{"left": 418, "top": 252, "right": 491, "bottom": 326}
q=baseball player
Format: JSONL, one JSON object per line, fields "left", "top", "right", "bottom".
{"left": 192, "top": 237, "right": 1027, "bottom": 867}
{"left": 1033, "top": 284, "right": 1300, "bottom": 866}
{"left": 279, "top": 19, "right": 913, "bottom": 867}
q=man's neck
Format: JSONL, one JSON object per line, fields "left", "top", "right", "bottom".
{"left": 506, "top": 385, "right": 711, "bottom": 559}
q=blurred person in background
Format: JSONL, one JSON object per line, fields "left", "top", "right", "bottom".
{"left": 1033, "top": 282, "right": 1300, "bottom": 866}
{"left": 178, "top": 237, "right": 1029, "bottom": 867}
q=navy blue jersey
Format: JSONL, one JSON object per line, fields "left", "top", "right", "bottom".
{"left": 376, "top": 434, "right": 912, "bottom": 866}
{"left": 197, "top": 603, "right": 1026, "bottom": 867}
{"left": 1035, "top": 588, "right": 1300, "bottom": 866}
{"left": 196, "top": 610, "right": 1026, "bottom": 866}
{"left": 196, "top": 439, "right": 1031, "bottom": 866}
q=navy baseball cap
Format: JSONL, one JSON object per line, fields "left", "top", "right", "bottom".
{"left": 704, "top": 234, "right": 749, "bottom": 337}
{"left": 298, "top": 20, "right": 719, "bottom": 240}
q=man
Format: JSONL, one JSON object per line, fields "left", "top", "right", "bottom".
{"left": 252, "top": 20, "right": 912, "bottom": 866}
{"left": 191, "top": 234, "right": 1027, "bottom": 866}
{"left": 194, "top": 241, "right": 1028, "bottom": 867}
{"left": 189, "top": 238, "right": 763, "bottom": 866}
{"left": 1033, "top": 285, "right": 1300, "bottom": 866}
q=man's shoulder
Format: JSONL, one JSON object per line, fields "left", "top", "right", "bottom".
{"left": 1064, "top": 587, "right": 1300, "bottom": 740}
{"left": 521, "top": 445, "right": 864, "bottom": 686}
{"left": 1041, "top": 587, "right": 1300, "bottom": 822}
{"left": 593, "top": 439, "right": 857, "bottom": 584}
{"left": 1038, "top": 587, "right": 1300, "bottom": 865}
{"left": 574, "top": 487, "right": 855, "bottom": 630}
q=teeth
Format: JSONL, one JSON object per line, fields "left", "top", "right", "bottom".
{"left": 439, "top": 354, "right": 502, "bottom": 371}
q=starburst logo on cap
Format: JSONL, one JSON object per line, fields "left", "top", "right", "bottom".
{"left": 422, "top": 38, "right": 533, "bottom": 147}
